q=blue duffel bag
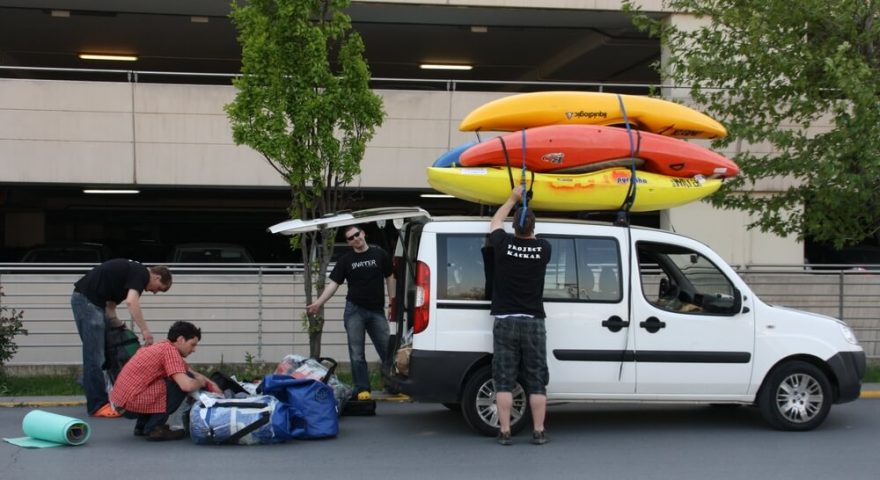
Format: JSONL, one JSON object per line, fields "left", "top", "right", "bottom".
{"left": 189, "top": 394, "right": 287, "bottom": 445}
{"left": 260, "top": 374, "right": 339, "bottom": 439}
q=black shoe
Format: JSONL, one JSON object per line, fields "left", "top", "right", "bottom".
{"left": 531, "top": 429, "right": 548, "bottom": 445}
{"left": 133, "top": 426, "right": 145, "bottom": 437}
{"left": 497, "top": 431, "right": 513, "bottom": 446}
{"left": 145, "top": 425, "right": 186, "bottom": 442}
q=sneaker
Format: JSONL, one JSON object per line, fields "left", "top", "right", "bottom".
{"left": 145, "top": 425, "right": 186, "bottom": 442}
{"left": 357, "top": 391, "right": 372, "bottom": 401}
{"left": 497, "top": 431, "right": 513, "bottom": 446}
{"left": 91, "top": 403, "right": 122, "bottom": 418}
{"left": 531, "top": 429, "right": 548, "bottom": 445}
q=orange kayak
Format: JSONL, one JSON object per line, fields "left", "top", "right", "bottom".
{"left": 458, "top": 125, "right": 738, "bottom": 178}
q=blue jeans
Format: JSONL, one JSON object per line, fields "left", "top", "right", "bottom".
{"left": 71, "top": 292, "right": 108, "bottom": 415}
{"left": 343, "top": 301, "right": 390, "bottom": 394}
{"left": 134, "top": 378, "right": 188, "bottom": 434}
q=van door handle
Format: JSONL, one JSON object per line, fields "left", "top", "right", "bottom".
{"left": 639, "top": 317, "right": 666, "bottom": 333}
{"left": 601, "top": 316, "right": 630, "bottom": 333}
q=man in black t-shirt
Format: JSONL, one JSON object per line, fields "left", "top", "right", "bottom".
{"left": 71, "top": 259, "right": 172, "bottom": 417}
{"left": 307, "top": 225, "right": 394, "bottom": 400}
{"left": 489, "top": 185, "right": 552, "bottom": 446}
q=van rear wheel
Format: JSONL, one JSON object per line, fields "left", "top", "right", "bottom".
{"left": 758, "top": 361, "right": 832, "bottom": 431}
{"left": 460, "top": 366, "right": 530, "bottom": 436}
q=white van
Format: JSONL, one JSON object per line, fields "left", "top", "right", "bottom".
{"left": 270, "top": 208, "right": 866, "bottom": 435}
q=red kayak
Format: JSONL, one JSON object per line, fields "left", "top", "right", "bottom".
{"left": 458, "top": 124, "right": 739, "bottom": 178}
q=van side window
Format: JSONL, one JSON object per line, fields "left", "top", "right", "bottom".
{"left": 437, "top": 234, "right": 622, "bottom": 303}
{"left": 637, "top": 241, "right": 738, "bottom": 315}
{"left": 543, "top": 238, "right": 577, "bottom": 299}
{"left": 577, "top": 237, "right": 622, "bottom": 302}
{"left": 437, "top": 234, "right": 491, "bottom": 300}
{"left": 544, "top": 236, "right": 622, "bottom": 302}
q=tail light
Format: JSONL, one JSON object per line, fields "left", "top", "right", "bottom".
{"left": 413, "top": 260, "right": 430, "bottom": 334}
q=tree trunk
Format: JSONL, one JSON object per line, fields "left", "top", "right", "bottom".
{"left": 308, "top": 322, "right": 323, "bottom": 358}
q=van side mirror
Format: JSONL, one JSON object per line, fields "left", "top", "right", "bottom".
{"left": 733, "top": 288, "right": 750, "bottom": 314}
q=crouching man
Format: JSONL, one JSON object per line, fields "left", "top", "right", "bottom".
{"left": 110, "top": 321, "right": 220, "bottom": 441}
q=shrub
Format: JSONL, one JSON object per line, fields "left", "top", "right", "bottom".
{"left": 0, "top": 285, "right": 27, "bottom": 368}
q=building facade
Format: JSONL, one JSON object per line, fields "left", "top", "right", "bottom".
{"left": 5, "top": 0, "right": 873, "bottom": 368}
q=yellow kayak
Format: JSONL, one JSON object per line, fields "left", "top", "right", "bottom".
{"left": 459, "top": 91, "right": 727, "bottom": 139}
{"left": 427, "top": 166, "right": 722, "bottom": 212}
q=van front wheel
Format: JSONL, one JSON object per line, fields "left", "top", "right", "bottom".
{"left": 758, "top": 361, "right": 832, "bottom": 431}
{"left": 460, "top": 366, "right": 531, "bottom": 436}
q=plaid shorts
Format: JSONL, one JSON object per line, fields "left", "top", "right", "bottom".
{"left": 492, "top": 316, "right": 549, "bottom": 395}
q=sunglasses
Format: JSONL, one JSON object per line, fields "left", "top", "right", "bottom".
{"left": 346, "top": 231, "right": 362, "bottom": 241}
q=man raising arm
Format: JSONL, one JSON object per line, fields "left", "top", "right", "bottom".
{"left": 489, "top": 185, "right": 552, "bottom": 446}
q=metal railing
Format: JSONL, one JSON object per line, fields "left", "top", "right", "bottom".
{"left": 0, "top": 65, "right": 666, "bottom": 93}
{"left": 1, "top": 263, "right": 878, "bottom": 368}
{"left": 733, "top": 265, "right": 880, "bottom": 359}
{"left": 0, "top": 264, "right": 346, "bottom": 367}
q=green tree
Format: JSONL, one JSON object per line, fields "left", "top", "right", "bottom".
{"left": 625, "top": 0, "right": 880, "bottom": 247}
{"left": 226, "top": 0, "right": 384, "bottom": 356}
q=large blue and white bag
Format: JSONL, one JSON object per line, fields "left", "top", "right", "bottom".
{"left": 189, "top": 394, "right": 285, "bottom": 445}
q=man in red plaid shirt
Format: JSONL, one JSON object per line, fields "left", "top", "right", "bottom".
{"left": 111, "top": 321, "right": 220, "bottom": 441}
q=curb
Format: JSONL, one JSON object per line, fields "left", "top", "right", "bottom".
{"left": 0, "top": 400, "right": 85, "bottom": 408}
{"left": 372, "top": 393, "right": 411, "bottom": 402}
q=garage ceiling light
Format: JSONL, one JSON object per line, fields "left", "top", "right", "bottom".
{"left": 419, "top": 64, "right": 472, "bottom": 71}
{"left": 79, "top": 54, "right": 138, "bottom": 62}
{"left": 83, "top": 189, "right": 140, "bottom": 194}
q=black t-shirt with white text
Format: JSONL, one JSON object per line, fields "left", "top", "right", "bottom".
{"left": 489, "top": 229, "right": 551, "bottom": 318}
{"left": 329, "top": 246, "right": 392, "bottom": 312}
{"left": 74, "top": 259, "right": 150, "bottom": 307}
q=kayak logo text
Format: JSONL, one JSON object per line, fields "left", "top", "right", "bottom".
{"left": 541, "top": 152, "right": 565, "bottom": 164}
{"left": 616, "top": 177, "right": 647, "bottom": 185}
{"left": 566, "top": 110, "right": 607, "bottom": 120}
{"left": 670, "top": 178, "right": 702, "bottom": 188}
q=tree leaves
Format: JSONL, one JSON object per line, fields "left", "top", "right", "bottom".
{"left": 225, "top": 0, "right": 385, "bottom": 355}
{"left": 626, "top": 0, "right": 880, "bottom": 247}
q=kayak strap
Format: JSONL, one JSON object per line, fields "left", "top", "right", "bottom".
{"left": 519, "top": 129, "right": 528, "bottom": 227}
{"left": 498, "top": 135, "right": 534, "bottom": 209}
{"left": 616, "top": 94, "right": 641, "bottom": 215}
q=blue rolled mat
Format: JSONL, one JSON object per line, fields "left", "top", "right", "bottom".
{"left": 3, "top": 409, "right": 91, "bottom": 448}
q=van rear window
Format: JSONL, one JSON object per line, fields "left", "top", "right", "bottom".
{"left": 437, "top": 235, "right": 492, "bottom": 300}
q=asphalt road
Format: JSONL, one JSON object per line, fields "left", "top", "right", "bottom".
{"left": 1, "top": 399, "right": 879, "bottom": 480}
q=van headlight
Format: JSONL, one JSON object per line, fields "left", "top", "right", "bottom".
{"left": 840, "top": 324, "right": 859, "bottom": 345}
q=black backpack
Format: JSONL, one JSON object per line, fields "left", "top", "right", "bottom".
{"left": 103, "top": 326, "right": 141, "bottom": 384}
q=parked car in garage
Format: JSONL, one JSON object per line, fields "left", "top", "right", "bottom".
{"left": 168, "top": 243, "right": 255, "bottom": 263}
{"left": 20, "top": 242, "right": 113, "bottom": 263}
